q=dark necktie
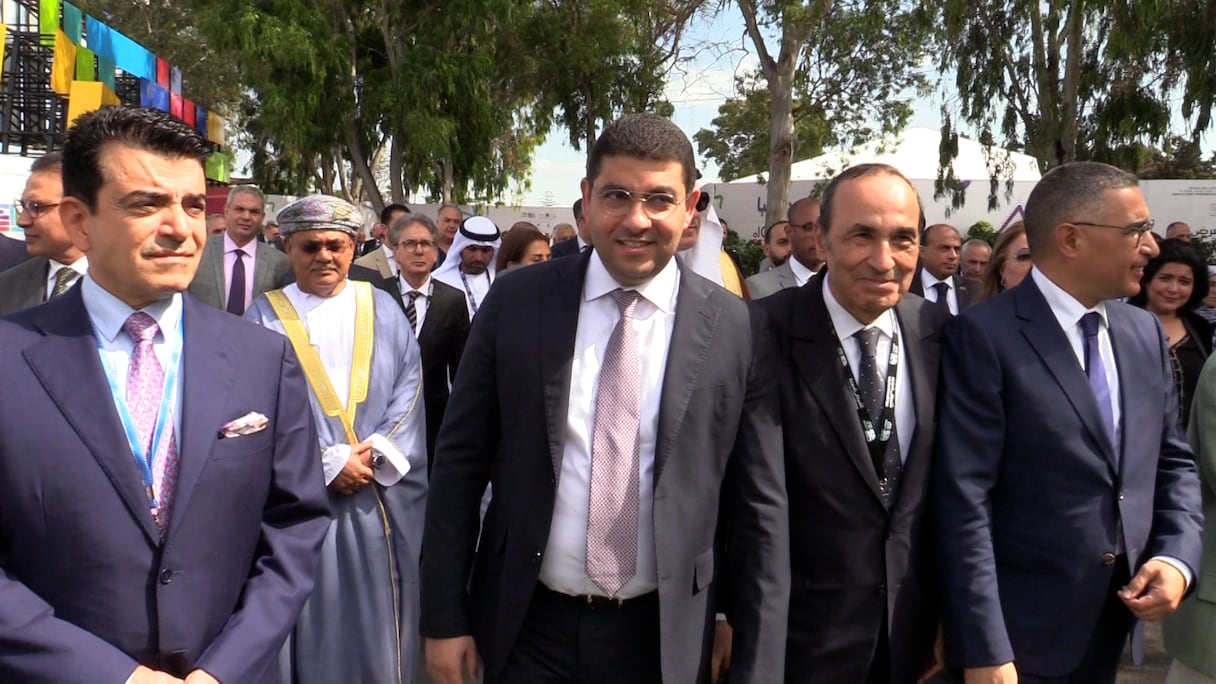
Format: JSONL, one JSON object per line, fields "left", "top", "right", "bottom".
{"left": 1081, "top": 312, "right": 1117, "bottom": 449}
{"left": 586, "top": 289, "right": 642, "bottom": 596}
{"left": 50, "top": 267, "right": 78, "bottom": 299}
{"left": 932, "top": 281, "right": 951, "bottom": 313}
{"left": 227, "top": 249, "right": 246, "bottom": 316}
{"left": 405, "top": 290, "right": 421, "bottom": 333}
{"left": 854, "top": 327, "right": 902, "bottom": 506}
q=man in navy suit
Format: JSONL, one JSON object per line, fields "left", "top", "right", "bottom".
{"left": 933, "top": 161, "right": 1203, "bottom": 683}
{"left": 0, "top": 107, "right": 330, "bottom": 683}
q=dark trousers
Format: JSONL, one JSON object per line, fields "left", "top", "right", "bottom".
{"left": 1019, "top": 561, "right": 1133, "bottom": 684}
{"left": 488, "top": 584, "right": 662, "bottom": 684}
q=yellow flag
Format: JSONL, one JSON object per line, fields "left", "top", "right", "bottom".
{"left": 67, "top": 81, "right": 119, "bottom": 126}
{"left": 50, "top": 29, "right": 76, "bottom": 96}
{"left": 0, "top": 26, "right": 7, "bottom": 87}
{"left": 206, "top": 111, "right": 225, "bottom": 146}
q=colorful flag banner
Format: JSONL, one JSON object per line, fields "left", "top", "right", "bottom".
{"left": 67, "top": 80, "right": 120, "bottom": 126}
{"left": 206, "top": 111, "right": 225, "bottom": 146}
{"left": 156, "top": 56, "right": 169, "bottom": 88}
{"left": 40, "top": 0, "right": 59, "bottom": 47}
{"left": 86, "top": 16, "right": 154, "bottom": 80}
{"left": 170, "top": 66, "right": 182, "bottom": 95}
{"left": 50, "top": 29, "right": 76, "bottom": 96}
{"left": 196, "top": 104, "right": 208, "bottom": 139}
{"left": 139, "top": 78, "right": 170, "bottom": 111}
{"left": 75, "top": 46, "right": 95, "bottom": 81}
{"left": 170, "top": 92, "right": 183, "bottom": 119}
{"left": 183, "top": 98, "right": 195, "bottom": 127}
{"left": 205, "top": 153, "right": 229, "bottom": 183}
{"left": 97, "top": 55, "right": 115, "bottom": 90}
{"left": 63, "top": 2, "right": 83, "bottom": 44}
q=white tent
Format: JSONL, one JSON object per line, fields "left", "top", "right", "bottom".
{"left": 731, "top": 126, "right": 1042, "bottom": 183}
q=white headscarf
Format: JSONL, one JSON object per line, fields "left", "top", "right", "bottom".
{"left": 433, "top": 215, "right": 502, "bottom": 290}
{"left": 678, "top": 182, "right": 725, "bottom": 286}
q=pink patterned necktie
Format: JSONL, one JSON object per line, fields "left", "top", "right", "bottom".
{"left": 585, "top": 288, "right": 642, "bottom": 596}
{"left": 122, "top": 312, "right": 179, "bottom": 535}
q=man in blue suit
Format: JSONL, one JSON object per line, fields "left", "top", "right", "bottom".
{"left": 0, "top": 107, "right": 331, "bottom": 683}
{"left": 934, "top": 161, "right": 1204, "bottom": 684}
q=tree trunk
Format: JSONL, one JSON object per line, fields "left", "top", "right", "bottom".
{"left": 389, "top": 135, "right": 404, "bottom": 204}
{"left": 345, "top": 127, "right": 383, "bottom": 209}
{"left": 766, "top": 64, "right": 796, "bottom": 228}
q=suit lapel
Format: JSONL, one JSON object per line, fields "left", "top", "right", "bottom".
{"left": 168, "top": 299, "right": 237, "bottom": 533}
{"left": 539, "top": 254, "right": 587, "bottom": 479}
{"left": 1107, "top": 305, "right": 1147, "bottom": 476}
{"left": 1016, "top": 278, "right": 1118, "bottom": 473}
{"left": 790, "top": 278, "right": 885, "bottom": 504}
{"left": 205, "top": 235, "right": 225, "bottom": 304}
{"left": 23, "top": 290, "right": 161, "bottom": 543}
{"left": 777, "top": 261, "right": 794, "bottom": 290}
{"left": 253, "top": 243, "right": 276, "bottom": 294}
{"left": 890, "top": 299, "right": 939, "bottom": 515}
{"left": 654, "top": 268, "right": 720, "bottom": 483}
{"left": 14, "top": 258, "right": 48, "bottom": 309}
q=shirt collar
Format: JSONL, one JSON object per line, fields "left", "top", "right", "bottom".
{"left": 920, "top": 267, "right": 950, "bottom": 290}
{"left": 822, "top": 273, "right": 897, "bottom": 343}
{"left": 382, "top": 243, "right": 395, "bottom": 260}
{"left": 583, "top": 250, "right": 679, "bottom": 314}
{"left": 1031, "top": 267, "right": 1109, "bottom": 330}
{"left": 788, "top": 255, "right": 817, "bottom": 283}
{"left": 80, "top": 273, "right": 182, "bottom": 345}
{"left": 223, "top": 231, "right": 253, "bottom": 255}
{"left": 48, "top": 255, "right": 88, "bottom": 275}
{"left": 399, "top": 274, "right": 432, "bottom": 296}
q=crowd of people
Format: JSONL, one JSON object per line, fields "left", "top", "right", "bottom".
{"left": 0, "top": 105, "right": 1212, "bottom": 684}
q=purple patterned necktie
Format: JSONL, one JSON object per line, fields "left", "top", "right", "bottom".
{"left": 227, "top": 249, "right": 246, "bottom": 315}
{"left": 122, "top": 312, "right": 179, "bottom": 534}
{"left": 586, "top": 289, "right": 642, "bottom": 596}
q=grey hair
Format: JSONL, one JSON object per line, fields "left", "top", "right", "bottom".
{"left": 389, "top": 213, "right": 439, "bottom": 245}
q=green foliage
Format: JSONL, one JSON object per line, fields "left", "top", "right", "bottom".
{"left": 1189, "top": 235, "right": 1216, "bottom": 265}
{"left": 965, "top": 221, "right": 998, "bottom": 245}
{"left": 724, "top": 229, "right": 764, "bottom": 277}
{"left": 694, "top": 74, "right": 834, "bottom": 181}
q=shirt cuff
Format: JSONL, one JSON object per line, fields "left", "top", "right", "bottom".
{"left": 1150, "top": 555, "right": 1193, "bottom": 590}
{"left": 367, "top": 432, "right": 409, "bottom": 487}
{"left": 321, "top": 443, "right": 352, "bottom": 485}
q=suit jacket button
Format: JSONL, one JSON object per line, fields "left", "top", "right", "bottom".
{"left": 1118, "top": 491, "right": 1125, "bottom": 501}
{"left": 876, "top": 583, "right": 887, "bottom": 595}
{"left": 159, "top": 569, "right": 173, "bottom": 585}
{"left": 1102, "top": 553, "right": 1116, "bottom": 567}
{"left": 532, "top": 551, "right": 542, "bottom": 564}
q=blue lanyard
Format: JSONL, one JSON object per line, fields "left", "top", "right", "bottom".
{"left": 459, "top": 269, "right": 492, "bottom": 315}
{"left": 96, "top": 317, "right": 183, "bottom": 510}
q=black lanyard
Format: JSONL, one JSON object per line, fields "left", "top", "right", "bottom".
{"left": 828, "top": 316, "right": 900, "bottom": 450}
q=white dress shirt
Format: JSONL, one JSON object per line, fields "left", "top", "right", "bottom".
{"left": 222, "top": 232, "right": 258, "bottom": 312}
{"left": 823, "top": 275, "right": 913, "bottom": 464}
{"left": 44, "top": 256, "right": 88, "bottom": 300}
{"left": 398, "top": 275, "right": 432, "bottom": 335}
{"left": 920, "top": 268, "right": 959, "bottom": 315}
{"left": 81, "top": 274, "right": 183, "bottom": 447}
{"left": 1031, "top": 267, "right": 1190, "bottom": 587}
{"left": 539, "top": 252, "right": 679, "bottom": 598}
{"left": 382, "top": 244, "right": 400, "bottom": 279}
{"left": 789, "top": 255, "right": 820, "bottom": 287}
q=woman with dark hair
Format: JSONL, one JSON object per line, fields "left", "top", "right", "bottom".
{"left": 495, "top": 225, "right": 550, "bottom": 271}
{"left": 1129, "top": 238, "right": 1212, "bottom": 428}
{"left": 978, "top": 221, "right": 1032, "bottom": 302}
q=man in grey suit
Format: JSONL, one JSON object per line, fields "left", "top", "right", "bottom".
{"left": 187, "top": 185, "right": 290, "bottom": 314}
{"left": 353, "top": 202, "right": 411, "bottom": 280}
{"left": 0, "top": 153, "right": 88, "bottom": 315}
{"left": 422, "top": 113, "right": 788, "bottom": 684}
{"left": 747, "top": 196, "right": 824, "bottom": 298}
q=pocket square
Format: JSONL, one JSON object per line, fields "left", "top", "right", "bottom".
{"left": 220, "top": 412, "right": 269, "bottom": 438}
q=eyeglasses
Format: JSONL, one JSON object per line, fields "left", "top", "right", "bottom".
{"left": 399, "top": 239, "right": 436, "bottom": 251}
{"left": 1070, "top": 218, "right": 1155, "bottom": 245}
{"left": 597, "top": 189, "right": 684, "bottom": 218}
{"left": 14, "top": 199, "right": 60, "bottom": 218}
{"left": 298, "top": 239, "right": 350, "bottom": 255}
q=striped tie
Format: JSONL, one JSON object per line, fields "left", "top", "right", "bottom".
{"left": 50, "top": 267, "right": 78, "bottom": 299}
{"left": 405, "top": 291, "right": 421, "bottom": 333}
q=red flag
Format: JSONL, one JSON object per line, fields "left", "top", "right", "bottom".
{"left": 170, "top": 92, "right": 183, "bottom": 119}
{"left": 183, "top": 98, "right": 195, "bottom": 126}
{"left": 156, "top": 56, "right": 169, "bottom": 88}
